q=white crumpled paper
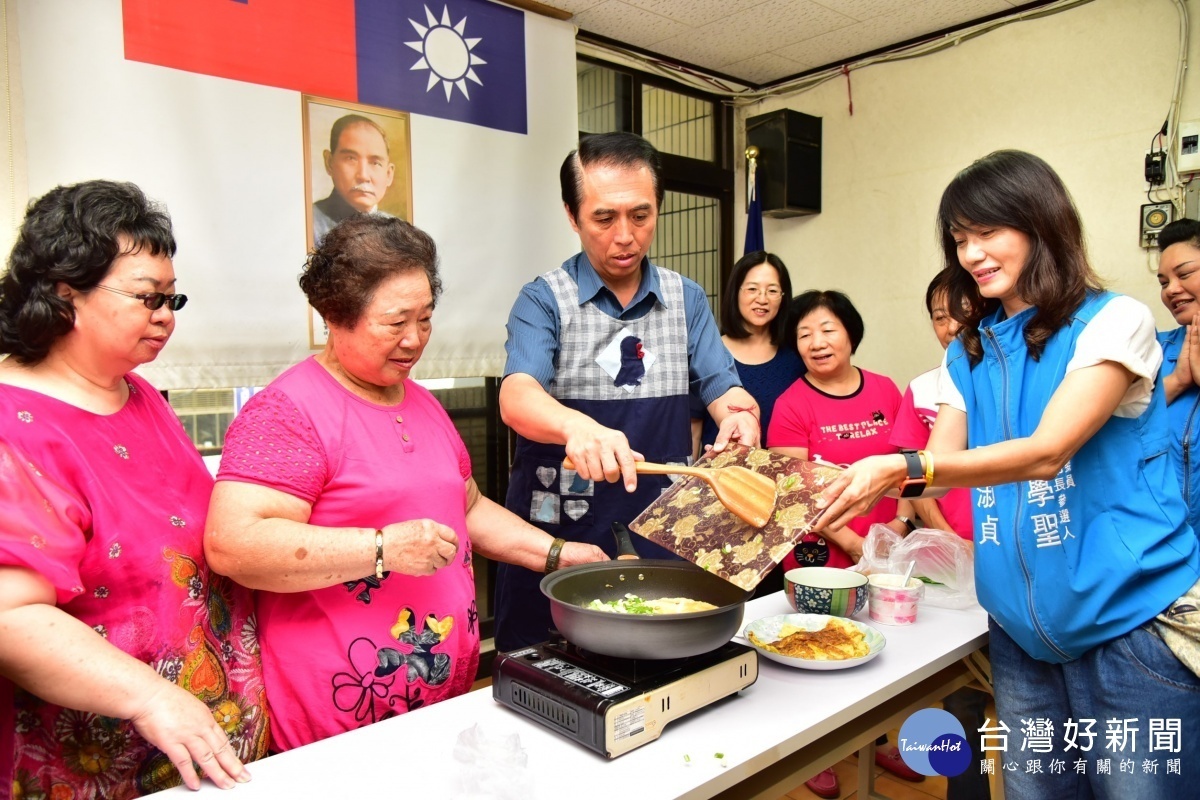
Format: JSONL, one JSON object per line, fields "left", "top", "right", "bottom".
{"left": 451, "top": 723, "right": 535, "bottom": 800}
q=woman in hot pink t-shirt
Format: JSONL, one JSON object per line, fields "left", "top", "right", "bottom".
{"left": 768, "top": 290, "right": 910, "bottom": 570}
{"left": 207, "top": 216, "right": 606, "bottom": 752}
{"left": 0, "top": 181, "right": 267, "bottom": 798}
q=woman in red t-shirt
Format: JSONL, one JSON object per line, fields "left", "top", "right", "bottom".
{"left": 767, "top": 290, "right": 922, "bottom": 797}
{"left": 769, "top": 290, "right": 913, "bottom": 569}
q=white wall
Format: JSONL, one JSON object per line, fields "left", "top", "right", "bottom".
{"left": 14, "top": 0, "right": 580, "bottom": 388}
{"left": 735, "top": 0, "right": 1198, "bottom": 387}
{"left": 0, "top": 1, "right": 27, "bottom": 248}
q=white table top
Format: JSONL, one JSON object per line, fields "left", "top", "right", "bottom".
{"left": 161, "top": 594, "right": 988, "bottom": 799}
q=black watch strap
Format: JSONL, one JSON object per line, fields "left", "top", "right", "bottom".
{"left": 899, "top": 449, "right": 926, "bottom": 498}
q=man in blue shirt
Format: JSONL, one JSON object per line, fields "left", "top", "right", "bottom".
{"left": 493, "top": 132, "right": 760, "bottom": 649}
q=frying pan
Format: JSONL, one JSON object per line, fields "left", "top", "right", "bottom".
{"left": 539, "top": 523, "right": 752, "bottom": 659}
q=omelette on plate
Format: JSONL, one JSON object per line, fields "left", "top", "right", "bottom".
{"left": 748, "top": 618, "right": 869, "bottom": 660}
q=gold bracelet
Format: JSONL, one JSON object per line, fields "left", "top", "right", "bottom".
{"left": 922, "top": 450, "right": 935, "bottom": 487}
{"left": 544, "top": 537, "right": 566, "bottom": 573}
{"left": 374, "top": 529, "right": 385, "bottom": 580}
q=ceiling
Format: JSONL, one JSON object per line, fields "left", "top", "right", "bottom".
{"left": 537, "top": 0, "right": 1038, "bottom": 86}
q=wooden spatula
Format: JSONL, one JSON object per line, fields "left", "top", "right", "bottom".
{"left": 562, "top": 456, "right": 777, "bottom": 528}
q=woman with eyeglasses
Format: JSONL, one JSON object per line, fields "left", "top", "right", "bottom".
{"left": 0, "top": 181, "right": 268, "bottom": 797}
{"left": 690, "top": 251, "right": 803, "bottom": 601}
{"left": 692, "top": 251, "right": 804, "bottom": 458}
{"left": 205, "top": 214, "right": 606, "bottom": 752}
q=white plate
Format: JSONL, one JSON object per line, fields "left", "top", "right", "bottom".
{"left": 742, "top": 613, "right": 886, "bottom": 670}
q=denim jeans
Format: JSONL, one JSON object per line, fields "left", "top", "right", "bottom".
{"left": 989, "top": 618, "right": 1200, "bottom": 800}
{"left": 943, "top": 683, "right": 992, "bottom": 799}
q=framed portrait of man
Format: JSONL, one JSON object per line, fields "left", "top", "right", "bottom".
{"left": 302, "top": 96, "right": 413, "bottom": 347}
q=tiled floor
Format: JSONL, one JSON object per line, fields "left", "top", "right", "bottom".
{"left": 779, "top": 742, "right": 950, "bottom": 800}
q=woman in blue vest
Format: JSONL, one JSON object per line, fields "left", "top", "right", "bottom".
{"left": 1156, "top": 219, "right": 1200, "bottom": 529}
{"left": 811, "top": 150, "right": 1200, "bottom": 800}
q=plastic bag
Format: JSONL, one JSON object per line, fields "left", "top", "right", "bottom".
{"left": 852, "top": 523, "right": 978, "bottom": 609}
{"left": 451, "top": 723, "right": 534, "bottom": 800}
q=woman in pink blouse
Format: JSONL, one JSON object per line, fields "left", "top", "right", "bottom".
{"left": 205, "top": 215, "right": 606, "bottom": 752}
{"left": 0, "top": 181, "right": 268, "bottom": 798}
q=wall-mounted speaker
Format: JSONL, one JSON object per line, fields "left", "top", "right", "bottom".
{"left": 1140, "top": 202, "right": 1174, "bottom": 248}
{"left": 746, "top": 109, "right": 821, "bottom": 219}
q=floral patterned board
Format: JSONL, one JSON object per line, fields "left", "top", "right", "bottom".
{"left": 628, "top": 444, "right": 842, "bottom": 591}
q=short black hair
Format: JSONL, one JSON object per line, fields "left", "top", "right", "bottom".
{"left": 1158, "top": 219, "right": 1200, "bottom": 252}
{"left": 924, "top": 268, "right": 956, "bottom": 317}
{"left": 720, "top": 250, "right": 793, "bottom": 345}
{"left": 560, "top": 132, "right": 663, "bottom": 221}
{"left": 329, "top": 114, "right": 390, "bottom": 156}
{"left": 0, "top": 180, "right": 175, "bottom": 364}
{"left": 786, "top": 290, "right": 865, "bottom": 354}
{"left": 300, "top": 214, "right": 441, "bottom": 329}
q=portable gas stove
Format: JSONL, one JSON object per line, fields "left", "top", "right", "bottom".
{"left": 492, "top": 636, "right": 757, "bottom": 758}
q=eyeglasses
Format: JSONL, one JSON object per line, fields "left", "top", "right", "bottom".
{"left": 95, "top": 284, "right": 188, "bottom": 311}
{"left": 741, "top": 286, "right": 782, "bottom": 299}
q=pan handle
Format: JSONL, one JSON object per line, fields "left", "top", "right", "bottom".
{"left": 611, "top": 522, "right": 640, "bottom": 561}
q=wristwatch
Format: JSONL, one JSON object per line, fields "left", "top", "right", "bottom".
{"left": 896, "top": 515, "right": 918, "bottom": 534}
{"left": 898, "top": 449, "right": 927, "bottom": 498}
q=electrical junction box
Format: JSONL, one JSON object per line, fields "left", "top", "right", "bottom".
{"left": 1141, "top": 202, "right": 1174, "bottom": 248}
{"left": 1185, "top": 180, "right": 1199, "bottom": 221}
{"left": 1146, "top": 150, "right": 1167, "bottom": 185}
{"left": 1180, "top": 119, "right": 1200, "bottom": 175}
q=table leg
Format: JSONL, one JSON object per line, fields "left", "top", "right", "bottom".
{"left": 702, "top": 660, "right": 976, "bottom": 800}
{"left": 856, "top": 739, "right": 884, "bottom": 799}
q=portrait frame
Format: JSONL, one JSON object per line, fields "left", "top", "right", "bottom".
{"left": 302, "top": 95, "right": 413, "bottom": 348}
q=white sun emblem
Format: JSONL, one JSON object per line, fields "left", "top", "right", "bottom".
{"left": 406, "top": 5, "right": 486, "bottom": 102}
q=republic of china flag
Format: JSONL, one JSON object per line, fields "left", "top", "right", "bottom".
{"left": 123, "top": 0, "right": 527, "bottom": 134}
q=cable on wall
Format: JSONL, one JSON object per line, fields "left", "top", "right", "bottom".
{"left": 2, "top": 0, "right": 14, "bottom": 237}
{"left": 576, "top": 0, "right": 1103, "bottom": 105}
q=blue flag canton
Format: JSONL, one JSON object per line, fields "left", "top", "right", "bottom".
{"left": 356, "top": 0, "right": 527, "bottom": 134}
